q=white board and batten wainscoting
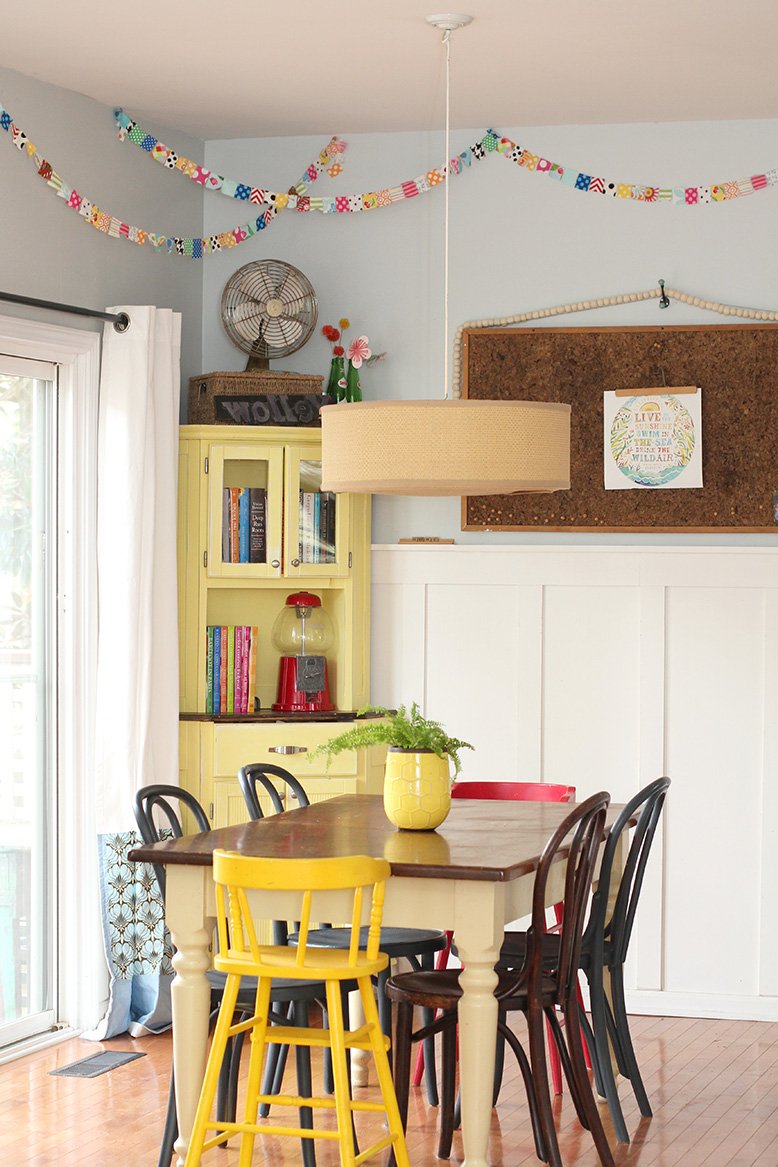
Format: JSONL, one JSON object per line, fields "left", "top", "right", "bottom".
{"left": 370, "top": 545, "right": 778, "bottom": 1023}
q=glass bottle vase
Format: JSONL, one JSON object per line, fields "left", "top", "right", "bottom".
{"left": 325, "top": 356, "right": 345, "bottom": 401}
{"left": 344, "top": 361, "right": 362, "bottom": 402}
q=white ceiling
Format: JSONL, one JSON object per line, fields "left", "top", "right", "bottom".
{"left": 2, "top": 0, "right": 777, "bottom": 139}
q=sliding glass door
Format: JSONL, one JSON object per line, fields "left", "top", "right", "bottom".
{"left": 0, "top": 356, "right": 57, "bottom": 1047}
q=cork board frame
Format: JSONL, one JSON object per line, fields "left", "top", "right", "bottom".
{"left": 461, "top": 323, "right": 778, "bottom": 533}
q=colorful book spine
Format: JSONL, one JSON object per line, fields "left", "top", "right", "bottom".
{"left": 220, "top": 625, "right": 228, "bottom": 712}
{"left": 212, "top": 625, "right": 221, "bottom": 714}
{"left": 226, "top": 626, "right": 235, "bottom": 713}
{"left": 249, "top": 488, "right": 266, "bottom": 564}
{"left": 229, "top": 487, "right": 240, "bottom": 562}
{"left": 234, "top": 626, "right": 244, "bottom": 714}
{"left": 222, "top": 488, "right": 231, "bottom": 562}
{"left": 247, "top": 626, "right": 258, "bottom": 713}
{"left": 241, "top": 626, "right": 251, "bottom": 712}
{"left": 238, "top": 487, "right": 250, "bottom": 563}
{"left": 206, "top": 625, "right": 214, "bottom": 713}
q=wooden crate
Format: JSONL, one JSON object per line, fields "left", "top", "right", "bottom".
{"left": 188, "top": 370, "right": 327, "bottom": 426}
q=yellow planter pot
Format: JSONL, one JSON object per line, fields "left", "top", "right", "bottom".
{"left": 383, "top": 748, "right": 452, "bottom": 831}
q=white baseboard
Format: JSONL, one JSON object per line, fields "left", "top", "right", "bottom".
{"left": 625, "top": 990, "right": 778, "bottom": 1023}
{"left": 0, "top": 1026, "right": 78, "bottom": 1066}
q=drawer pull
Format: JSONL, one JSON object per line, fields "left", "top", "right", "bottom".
{"left": 268, "top": 745, "right": 308, "bottom": 755}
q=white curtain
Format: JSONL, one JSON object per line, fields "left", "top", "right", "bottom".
{"left": 94, "top": 305, "right": 181, "bottom": 831}
{"left": 87, "top": 306, "right": 181, "bottom": 1037}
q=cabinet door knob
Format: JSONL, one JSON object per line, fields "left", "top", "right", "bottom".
{"left": 291, "top": 558, "right": 301, "bottom": 567}
{"left": 270, "top": 559, "right": 281, "bottom": 569}
{"left": 268, "top": 745, "right": 308, "bottom": 755}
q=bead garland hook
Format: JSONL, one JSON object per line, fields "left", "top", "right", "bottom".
{"left": 658, "top": 279, "right": 670, "bottom": 310}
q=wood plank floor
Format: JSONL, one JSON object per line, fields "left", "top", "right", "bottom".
{"left": 2, "top": 1013, "right": 778, "bottom": 1166}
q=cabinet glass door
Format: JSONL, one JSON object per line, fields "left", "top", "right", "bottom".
{"left": 206, "top": 444, "right": 283, "bottom": 578}
{"left": 285, "top": 448, "right": 350, "bottom": 577}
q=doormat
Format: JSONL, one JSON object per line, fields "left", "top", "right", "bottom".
{"left": 49, "top": 1051, "right": 146, "bottom": 1078}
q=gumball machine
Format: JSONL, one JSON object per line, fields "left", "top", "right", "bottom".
{"left": 271, "top": 591, "right": 336, "bottom": 712}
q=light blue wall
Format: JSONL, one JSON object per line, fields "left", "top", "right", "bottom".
{"left": 0, "top": 66, "right": 205, "bottom": 403}
{"left": 203, "top": 121, "right": 778, "bottom": 545}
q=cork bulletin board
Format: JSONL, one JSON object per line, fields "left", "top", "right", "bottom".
{"left": 461, "top": 324, "right": 778, "bottom": 533}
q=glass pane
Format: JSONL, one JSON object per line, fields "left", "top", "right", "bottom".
{"left": 298, "top": 460, "right": 335, "bottom": 565}
{"left": 0, "top": 370, "right": 52, "bottom": 1035}
{"left": 222, "top": 458, "right": 269, "bottom": 565}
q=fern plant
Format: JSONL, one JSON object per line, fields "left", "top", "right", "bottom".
{"left": 309, "top": 702, "right": 473, "bottom": 778}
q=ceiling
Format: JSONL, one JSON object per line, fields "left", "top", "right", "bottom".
{"left": 2, "top": 1, "right": 777, "bottom": 140}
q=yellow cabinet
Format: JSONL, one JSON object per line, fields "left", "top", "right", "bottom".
{"left": 177, "top": 424, "right": 378, "bottom": 825}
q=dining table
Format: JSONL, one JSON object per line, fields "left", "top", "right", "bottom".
{"left": 129, "top": 791, "right": 627, "bottom": 1167}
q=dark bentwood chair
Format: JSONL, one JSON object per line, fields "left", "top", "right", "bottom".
{"left": 133, "top": 784, "right": 324, "bottom": 1167}
{"left": 499, "top": 776, "right": 671, "bottom": 1144}
{"left": 238, "top": 762, "right": 448, "bottom": 1106}
{"left": 386, "top": 791, "right": 614, "bottom": 1167}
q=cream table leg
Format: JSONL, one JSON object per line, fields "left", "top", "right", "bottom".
{"left": 165, "top": 866, "right": 214, "bottom": 1167}
{"left": 452, "top": 883, "right": 504, "bottom": 1167}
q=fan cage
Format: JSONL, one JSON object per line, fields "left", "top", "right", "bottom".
{"left": 221, "top": 260, "right": 318, "bottom": 361}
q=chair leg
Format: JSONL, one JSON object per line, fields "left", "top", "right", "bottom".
{"left": 587, "top": 963, "right": 630, "bottom": 1144}
{"left": 545, "top": 1006, "right": 591, "bottom": 1129}
{"left": 437, "top": 1013, "right": 457, "bottom": 1159}
{"left": 258, "top": 1002, "right": 292, "bottom": 1117}
{"left": 561, "top": 993, "right": 615, "bottom": 1167}
{"left": 526, "top": 1001, "right": 564, "bottom": 1167}
{"left": 610, "top": 964, "right": 652, "bottom": 1118}
{"left": 237, "top": 978, "right": 273, "bottom": 1167}
{"left": 186, "top": 974, "right": 243, "bottom": 1167}
{"left": 375, "top": 965, "right": 393, "bottom": 1073}
{"left": 358, "top": 976, "right": 411, "bottom": 1167}
{"left": 545, "top": 1011, "right": 564, "bottom": 1095}
{"left": 493, "top": 1006, "right": 507, "bottom": 1106}
{"left": 293, "top": 1000, "right": 317, "bottom": 1167}
{"left": 498, "top": 1018, "right": 547, "bottom": 1162}
{"left": 325, "top": 980, "right": 357, "bottom": 1167}
{"left": 411, "top": 931, "right": 452, "bottom": 1089}
{"left": 387, "top": 999, "right": 414, "bottom": 1167}
{"left": 158, "top": 1067, "right": 178, "bottom": 1167}
{"left": 418, "top": 949, "right": 440, "bottom": 1106}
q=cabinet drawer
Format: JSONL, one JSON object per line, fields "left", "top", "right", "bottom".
{"left": 212, "top": 723, "right": 359, "bottom": 779}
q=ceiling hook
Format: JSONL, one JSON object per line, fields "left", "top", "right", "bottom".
{"left": 658, "top": 279, "right": 670, "bottom": 310}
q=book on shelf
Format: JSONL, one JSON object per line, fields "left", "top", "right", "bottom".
{"left": 247, "top": 626, "right": 258, "bottom": 713}
{"left": 212, "top": 626, "right": 221, "bottom": 714}
{"left": 300, "top": 491, "right": 316, "bottom": 564}
{"left": 234, "top": 626, "right": 244, "bottom": 713}
{"left": 222, "top": 489, "right": 230, "bottom": 563}
{"left": 238, "top": 487, "right": 250, "bottom": 563}
{"left": 249, "top": 487, "right": 267, "bottom": 563}
{"left": 205, "top": 624, "right": 258, "bottom": 715}
{"left": 206, "top": 626, "right": 215, "bottom": 713}
{"left": 229, "top": 487, "right": 240, "bottom": 563}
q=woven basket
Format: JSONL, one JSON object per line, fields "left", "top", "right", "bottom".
{"left": 188, "top": 370, "right": 326, "bottom": 425}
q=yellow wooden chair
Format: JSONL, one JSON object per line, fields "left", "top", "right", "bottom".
{"left": 184, "top": 850, "right": 410, "bottom": 1167}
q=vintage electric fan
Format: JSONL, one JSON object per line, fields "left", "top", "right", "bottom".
{"left": 271, "top": 591, "right": 336, "bottom": 712}
{"left": 221, "top": 259, "right": 319, "bottom": 370}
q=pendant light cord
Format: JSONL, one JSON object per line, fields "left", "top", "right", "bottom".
{"left": 443, "top": 28, "right": 451, "bottom": 400}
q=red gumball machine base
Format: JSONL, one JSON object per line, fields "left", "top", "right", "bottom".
{"left": 272, "top": 655, "right": 335, "bottom": 713}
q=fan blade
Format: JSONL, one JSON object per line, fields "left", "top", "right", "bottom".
{"left": 274, "top": 316, "right": 304, "bottom": 347}
{"left": 248, "top": 268, "right": 276, "bottom": 304}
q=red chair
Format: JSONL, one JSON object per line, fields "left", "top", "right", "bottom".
{"left": 411, "top": 779, "right": 580, "bottom": 1097}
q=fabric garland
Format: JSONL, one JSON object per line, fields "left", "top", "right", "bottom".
{"left": 3, "top": 95, "right": 778, "bottom": 260}
{"left": 0, "top": 101, "right": 337, "bottom": 256}
{"left": 115, "top": 109, "right": 778, "bottom": 210}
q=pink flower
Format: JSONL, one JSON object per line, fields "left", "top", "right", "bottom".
{"left": 347, "top": 335, "right": 371, "bottom": 368}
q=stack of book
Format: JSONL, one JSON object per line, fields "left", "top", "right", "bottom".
{"left": 222, "top": 487, "right": 267, "bottom": 563}
{"left": 299, "top": 490, "right": 336, "bottom": 564}
{"left": 205, "top": 625, "right": 258, "bottom": 714}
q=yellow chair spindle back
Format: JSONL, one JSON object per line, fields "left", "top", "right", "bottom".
{"left": 366, "top": 876, "right": 386, "bottom": 962}
{"left": 296, "top": 888, "right": 313, "bottom": 967}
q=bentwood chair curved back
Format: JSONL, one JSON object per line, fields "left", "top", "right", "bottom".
{"left": 447, "top": 779, "right": 579, "bottom": 1097}
{"left": 183, "top": 851, "right": 410, "bottom": 1167}
{"left": 133, "top": 785, "right": 325, "bottom": 1167}
{"left": 386, "top": 791, "right": 613, "bottom": 1167}
{"left": 238, "top": 762, "right": 448, "bottom": 1106}
{"left": 577, "top": 776, "right": 671, "bottom": 1143}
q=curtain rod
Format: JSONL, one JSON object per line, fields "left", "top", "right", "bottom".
{"left": 0, "top": 291, "right": 130, "bottom": 333}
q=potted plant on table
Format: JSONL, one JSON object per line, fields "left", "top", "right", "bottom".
{"left": 310, "top": 703, "right": 473, "bottom": 831}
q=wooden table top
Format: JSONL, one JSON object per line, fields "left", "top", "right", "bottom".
{"left": 129, "top": 793, "right": 625, "bottom": 883}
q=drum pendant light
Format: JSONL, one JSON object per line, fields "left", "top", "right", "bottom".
{"left": 320, "top": 15, "right": 571, "bottom": 497}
